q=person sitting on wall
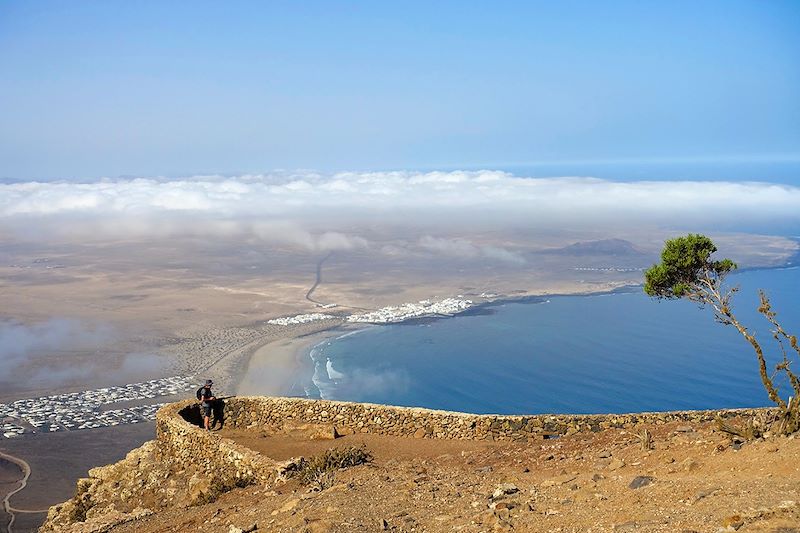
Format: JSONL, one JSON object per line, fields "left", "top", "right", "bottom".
{"left": 197, "top": 379, "right": 216, "bottom": 431}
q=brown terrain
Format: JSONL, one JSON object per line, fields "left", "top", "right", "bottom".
{"left": 45, "top": 416, "right": 799, "bottom": 533}
{"left": 2, "top": 232, "right": 795, "bottom": 402}
{"left": 3, "top": 232, "right": 797, "bottom": 532}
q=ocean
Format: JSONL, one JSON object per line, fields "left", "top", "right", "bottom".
{"left": 304, "top": 266, "right": 800, "bottom": 415}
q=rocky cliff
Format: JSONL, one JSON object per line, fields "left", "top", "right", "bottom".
{"left": 40, "top": 398, "right": 799, "bottom": 533}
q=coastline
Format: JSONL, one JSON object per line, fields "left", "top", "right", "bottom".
{"left": 0, "top": 452, "right": 26, "bottom": 532}
{"left": 229, "top": 244, "right": 800, "bottom": 403}
{"left": 460, "top": 243, "right": 800, "bottom": 318}
{"left": 235, "top": 322, "right": 365, "bottom": 398}
{"left": 235, "top": 285, "right": 641, "bottom": 402}
{"left": 10, "top": 263, "right": 793, "bottom": 532}
{"left": 8, "top": 264, "right": 794, "bottom": 532}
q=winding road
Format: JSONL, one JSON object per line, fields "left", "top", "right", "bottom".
{"left": 305, "top": 251, "right": 333, "bottom": 305}
{"left": 1, "top": 450, "right": 47, "bottom": 533}
{"left": 303, "top": 252, "right": 375, "bottom": 313}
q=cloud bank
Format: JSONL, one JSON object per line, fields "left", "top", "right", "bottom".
{"left": 1, "top": 171, "right": 798, "bottom": 242}
{"left": 418, "top": 236, "right": 526, "bottom": 264}
{"left": 0, "top": 319, "right": 166, "bottom": 390}
{"left": 0, "top": 319, "right": 111, "bottom": 368}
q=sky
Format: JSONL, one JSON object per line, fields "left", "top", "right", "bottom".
{"left": 1, "top": 1, "right": 799, "bottom": 181}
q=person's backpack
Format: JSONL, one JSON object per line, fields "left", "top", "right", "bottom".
{"left": 196, "top": 387, "right": 204, "bottom": 401}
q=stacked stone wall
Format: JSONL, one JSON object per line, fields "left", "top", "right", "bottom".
{"left": 42, "top": 398, "right": 774, "bottom": 531}
{"left": 156, "top": 403, "right": 284, "bottom": 490}
{"left": 163, "top": 397, "right": 774, "bottom": 443}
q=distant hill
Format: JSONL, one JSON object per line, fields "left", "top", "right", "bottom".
{"left": 540, "top": 238, "right": 645, "bottom": 256}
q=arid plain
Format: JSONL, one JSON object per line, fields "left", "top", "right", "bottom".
{"left": 1, "top": 227, "right": 798, "bottom": 531}
{"left": 3, "top": 228, "right": 796, "bottom": 397}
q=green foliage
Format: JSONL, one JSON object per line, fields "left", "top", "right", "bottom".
{"left": 643, "top": 233, "right": 737, "bottom": 298}
{"left": 644, "top": 233, "right": 800, "bottom": 435}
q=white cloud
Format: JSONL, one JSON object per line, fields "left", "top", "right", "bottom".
{"left": 0, "top": 319, "right": 167, "bottom": 390}
{"left": 480, "top": 245, "right": 526, "bottom": 265}
{"left": 248, "top": 223, "right": 368, "bottom": 252}
{"left": 418, "top": 236, "right": 526, "bottom": 264}
{"left": 418, "top": 236, "right": 480, "bottom": 258}
{"left": 316, "top": 232, "right": 369, "bottom": 251}
{"left": 1, "top": 171, "right": 798, "bottom": 237}
{"left": 0, "top": 319, "right": 113, "bottom": 387}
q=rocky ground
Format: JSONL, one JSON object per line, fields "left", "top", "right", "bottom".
{"left": 43, "top": 418, "right": 799, "bottom": 533}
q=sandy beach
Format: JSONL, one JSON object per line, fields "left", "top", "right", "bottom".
{"left": 1, "top": 231, "right": 795, "bottom": 532}
{"left": 235, "top": 331, "right": 323, "bottom": 397}
{"left": 235, "top": 323, "right": 368, "bottom": 398}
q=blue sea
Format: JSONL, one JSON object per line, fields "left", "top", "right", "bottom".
{"left": 304, "top": 267, "right": 800, "bottom": 415}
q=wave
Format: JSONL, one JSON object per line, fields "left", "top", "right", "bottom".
{"left": 334, "top": 326, "right": 375, "bottom": 341}
{"left": 326, "top": 359, "right": 346, "bottom": 380}
{"left": 309, "top": 358, "right": 334, "bottom": 400}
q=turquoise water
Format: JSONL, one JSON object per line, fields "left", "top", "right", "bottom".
{"left": 305, "top": 267, "right": 800, "bottom": 414}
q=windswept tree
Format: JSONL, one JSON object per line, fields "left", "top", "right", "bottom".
{"left": 644, "top": 234, "right": 799, "bottom": 435}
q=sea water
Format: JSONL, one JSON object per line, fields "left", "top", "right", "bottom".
{"left": 306, "top": 267, "right": 800, "bottom": 414}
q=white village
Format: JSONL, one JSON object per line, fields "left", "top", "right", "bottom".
{"left": 267, "top": 297, "right": 475, "bottom": 326}
{"left": 0, "top": 376, "right": 196, "bottom": 439}
{"left": 3, "top": 298, "right": 477, "bottom": 440}
{"left": 573, "top": 266, "right": 645, "bottom": 272}
{"left": 346, "top": 297, "right": 473, "bottom": 323}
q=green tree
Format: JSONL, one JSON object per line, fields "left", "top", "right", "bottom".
{"left": 644, "top": 233, "right": 799, "bottom": 435}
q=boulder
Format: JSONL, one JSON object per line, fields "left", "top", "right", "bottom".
{"left": 628, "top": 476, "right": 655, "bottom": 489}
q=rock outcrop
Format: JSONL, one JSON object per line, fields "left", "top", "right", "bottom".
{"left": 40, "top": 397, "right": 780, "bottom": 532}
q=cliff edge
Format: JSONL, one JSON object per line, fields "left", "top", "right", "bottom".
{"left": 41, "top": 398, "right": 800, "bottom": 533}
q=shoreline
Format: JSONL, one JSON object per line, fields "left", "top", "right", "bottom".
{"left": 233, "top": 286, "right": 639, "bottom": 403}
{"left": 227, "top": 248, "right": 800, "bottom": 405}
{"left": 8, "top": 267, "right": 795, "bottom": 532}
{"left": 231, "top": 262, "right": 797, "bottom": 404}
{"left": 5, "top": 247, "right": 795, "bottom": 532}
{"left": 0, "top": 449, "right": 45, "bottom": 533}
{"left": 239, "top": 265, "right": 799, "bottom": 414}
{"left": 234, "top": 322, "right": 363, "bottom": 398}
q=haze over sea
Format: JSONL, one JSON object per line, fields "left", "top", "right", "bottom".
{"left": 306, "top": 265, "right": 799, "bottom": 415}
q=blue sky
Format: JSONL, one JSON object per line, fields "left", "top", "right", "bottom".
{"left": 1, "top": 1, "right": 798, "bottom": 180}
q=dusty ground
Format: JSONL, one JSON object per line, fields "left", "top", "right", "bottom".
{"left": 108, "top": 420, "right": 799, "bottom": 533}
{"left": 3, "top": 231, "right": 794, "bottom": 399}
{"left": 2, "top": 231, "right": 795, "bottom": 402}
{"left": 4, "top": 231, "right": 798, "bottom": 533}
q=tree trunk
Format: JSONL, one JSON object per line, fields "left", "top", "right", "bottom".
{"left": 725, "top": 314, "right": 787, "bottom": 410}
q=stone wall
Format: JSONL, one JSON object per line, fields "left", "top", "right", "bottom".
{"left": 41, "top": 397, "right": 774, "bottom": 531}
{"left": 156, "top": 402, "right": 296, "bottom": 489}
{"left": 40, "top": 403, "right": 293, "bottom": 532}
{"left": 196, "top": 396, "right": 774, "bottom": 442}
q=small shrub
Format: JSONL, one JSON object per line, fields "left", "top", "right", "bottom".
{"left": 295, "top": 445, "right": 372, "bottom": 489}
{"left": 303, "top": 469, "right": 336, "bottom": 490}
